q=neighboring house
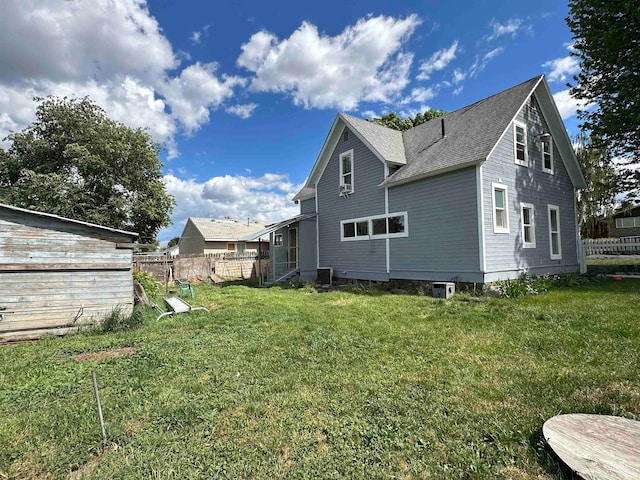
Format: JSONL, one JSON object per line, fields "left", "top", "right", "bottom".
{"left": 609, "top": 205, "right": 640, "bottom": 238}
{"left": 178, "top": 217, "right": 269, "bottom": 256}
{"left": 163, "top": 244, "right": 180, "bottom": 258}
{"left": 268, "top": 74, "right": 586, "bottom": 285}
{"left": 0, "top": 203, "right": 138, "bottom": 341}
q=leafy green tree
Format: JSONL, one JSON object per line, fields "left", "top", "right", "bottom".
{"left": 574, "top": 133, "right": 619, "bottom": 237}
{"left": 368, "top": 109, "right": 446, "bottom": 131}
{"left": 566, "top": 0, "right": 640, "bottom": 163}
{"left": 167, "top": 236, "right": 180, "bottom": 248}
{"left": 0, "top": 96, "right": 175, "bottom": 241}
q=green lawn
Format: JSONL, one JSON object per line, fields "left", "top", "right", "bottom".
{"left": 1, "top": 280, "right": 639, "bottom": 479}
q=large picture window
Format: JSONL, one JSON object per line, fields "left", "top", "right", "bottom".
{"left": 339, "top": 150, "right": 354, "bottom": 195}
{"left": 548, "top": 205, "right": 562, "bottom": 260}
{"left": 492, "top": 183, "right": 509, "bottom": 233}
{"left": 341, "top": 212, "right": 408, "bottom": 241}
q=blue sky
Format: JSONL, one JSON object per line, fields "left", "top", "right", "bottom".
{"left": 0, "top": 0, "right": 584, "bottom": 244}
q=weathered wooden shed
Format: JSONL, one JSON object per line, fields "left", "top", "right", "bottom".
{"left": 0, "top": 203, "right": 138, "bottom": 341}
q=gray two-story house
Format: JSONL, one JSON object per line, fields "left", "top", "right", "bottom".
{"left": 258, "top": 75, "right": 586, "bottom": 284}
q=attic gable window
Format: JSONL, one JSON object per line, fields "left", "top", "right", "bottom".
{"left": 542, "top": 139, "right": 554, "bottom": 174}
{"left": 339, "top": 150, "right": 354, "bottom": 195}
{"left": 514, "top": 121, "right": 528, "bottom": 166}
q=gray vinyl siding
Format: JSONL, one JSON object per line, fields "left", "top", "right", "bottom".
{"left": 483, "top": 94, "right": 579, "bottom": 279}
{"left": 300, "top": 198, "right": 316, "bottom": 214}
{"left": 388, "top": 167, "right": 482, "bottom": 282}
{"left": 0, "top": 209, "right": 134, "bottom": 341}
{"left": 179, "top": 220, "right": 204, "bottom": 254}
{"left": 317, "top": 126, "right": 387, "bottom": 280}
{"left": 298, "top": 217, "right": 317, "bottom": 280}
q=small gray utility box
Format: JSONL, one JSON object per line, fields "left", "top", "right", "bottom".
{"left": 432, "top": 282, "right": 455, "bottom": 299}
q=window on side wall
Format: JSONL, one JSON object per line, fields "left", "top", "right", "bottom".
{"left": 339, "top": 150, "right": 354, "bottom": 195}
{"left": 514, "top": 122, "right": 527, "bottom": 166}
{"left": 521, "top": 203, "right": 536, "bottom": 248}
{"left": 548, "top": 205, "right": 562, "bottom": 260}
{"left": 492, "top": 183, "right": 509, "bottom": 233}
{"left": 227, "top": 243, "right": 235, "bottom": 251}
{"left": 542, "top": 139, "right": 554, "bottom": 174}
{"left": 274, "top": 234, "right": 283, "bottom": 246}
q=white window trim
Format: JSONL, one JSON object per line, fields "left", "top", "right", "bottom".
{"left": 274, "top": 233, "right": 283, "bottom": 246}
{"left": 340, "top": 212, "right": 409, "bottom": 242}
{"left": 542, "top": 139, "right": 554, "bottom": 174}
{"left": 492, "top": 183, "right": 510, "bottom": 234}
{"left": 339, "top": 149, "right": 354, "bottom": 195}
{"left": 615, "top": 217, "right": 640, "bottom": 228}
{"left": 520, "top": 203, "right": 536, "bottom": 248}
{"left": 548, "top": 204, "right": 562, "bottom": 260}
{"left": 514, "top": 121, "right": 528, "bottom": 166}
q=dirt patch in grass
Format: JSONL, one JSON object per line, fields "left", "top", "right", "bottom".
{"left": 66, "top": 446, "right": 117, "bottom": 480}
{"left": 71, "top": 347, "right": 137, "bottom": 362}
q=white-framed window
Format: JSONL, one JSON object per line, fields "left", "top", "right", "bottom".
{"left": 274, "top": 233, "right": 283, "bottom": 246}
{"left": 339, "top": 150, "right": 354, "bottom": 195}
{"left": 542, "top": 139, "right": 554, "bottom": 174}
{"left": 520, "top": 203, "right": 536, "bottom": 248}
{"left": 492, "top": 183, "right": 509, "bottom": 233}
{"left": 514, "top": 121, "right": 528, "bottom": 166}
{"left": 548, "top": 205, "right": 562, "bottom": 260}
{"left": 341, "top": 212, "right": 408, "bottom": 241}
{"left": 615, "top": 217, "right": 640, "bottom": 228}
{"left": 227, "top": 243, "right": 235, "bottom": 251}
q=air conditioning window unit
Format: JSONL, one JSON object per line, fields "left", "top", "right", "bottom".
{"left": 339, "top": 184, "right": 352, "bottom": 194}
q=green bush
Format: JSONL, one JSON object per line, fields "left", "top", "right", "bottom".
{"left": 133, "top": 270, "right": 162, "bottom": 296}
{"left": 494, "top": 275, "right": 551, "bottom": 298}
{"left": 97, "top": 306, "right": 145, "bottom": 333}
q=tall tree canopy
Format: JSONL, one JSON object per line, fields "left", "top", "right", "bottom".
{"left": 368, "top": 109, "right": 446, "bottom": 131}
{"left": 574, "top": 133, "right": 619, "bottom": 237}
{"left": 566, "top": 0, "right": 640, "bottom": 162}
{"left": 0, "top": 96, "right": 175, "bottom": 241}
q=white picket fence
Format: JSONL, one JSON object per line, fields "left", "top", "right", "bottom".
{"left": 583, "top": 237, "right": 640, "bottom": 255}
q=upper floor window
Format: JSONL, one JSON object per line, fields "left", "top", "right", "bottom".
{"left": 542, "top": 139, "right": 554, "bottom": 174}
{"left": 492, "top": 183, "right": 509, "bottom": 233}
{"left": 514, "top": 122, "right": 527, "bottom": 166}
{"left": 339, "top": 150, "right": 354, "bottom": 195}
{"left": 274, "top": 233, "right": 283, "bottom": 246}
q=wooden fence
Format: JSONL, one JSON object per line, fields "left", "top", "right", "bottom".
{"left": 134, "top": 252, "right": 269, "bottom": 284}
{"left": 583, "top": 237, "right": 640, "bottom": 256}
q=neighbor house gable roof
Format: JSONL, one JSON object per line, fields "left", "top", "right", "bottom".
{"left": 186, "top": 217, "right": 270, "bottom": 241}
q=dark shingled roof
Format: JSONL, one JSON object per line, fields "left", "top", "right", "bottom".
{"left": 340, "top": 114, "right": 406, "bottom": 165}
{"left": 386, "top": 75, "right": 542, "bottom": 185}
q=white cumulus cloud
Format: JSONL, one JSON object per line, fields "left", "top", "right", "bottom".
{"left": 237, "top": 15, "right": 421, "bottom": 110}
{"left": 416, "top": 41, "right": 459, "bottom": 81}
{"left": 0, "top": 1, "right": 245, "bottom": 157}
{"left": 543, "top": 55, "right": 580, "bottom": 83}
{"left": 552, "top": 89, "right": 592, "bottom": 119}
{"left": 487, "top": 18, "right": 526, "bottom": 41}
{"left": 160, "top": 63, "right": 247, "bottom": 135}
{"left": 226, "top": 103, "right": 258, "bottom": 119}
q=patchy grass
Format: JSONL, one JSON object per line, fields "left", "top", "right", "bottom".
{"left": 1, "top": 280, "right": 639, "bottom": 479}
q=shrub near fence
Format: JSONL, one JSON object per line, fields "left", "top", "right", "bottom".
{"left": 583, "top": 237, "right": 640, "bottom": 255}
